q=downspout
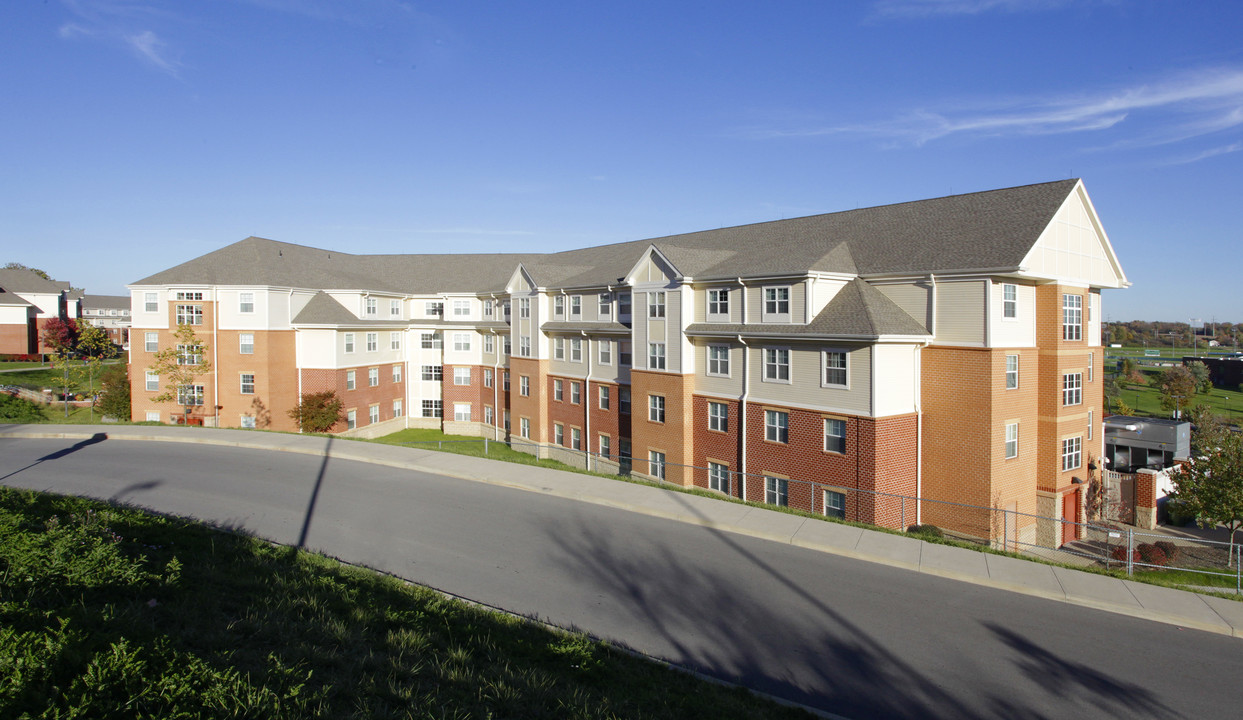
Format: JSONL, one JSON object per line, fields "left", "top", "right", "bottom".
{"left": 736, "top": 277, "right": 748, "bottom": 501}
{"left": 292, "top": 289, "right": 302, "bottom": 432}
{"left": 738, "top": 334, "right": 750, "bottom": 503}
{"left": 928, "top": 274, "right": 937, "bottom": 336}
{"left": 493, "top": 330, "right": 501, "bottom": 441}
{"left": 583, "top": 331, "right": 592, "bottom": 466}
{"left": 915, "top": 342, "right": 925, "bottom": 525}
{"left": 212, "top": 289, "right": 220, "bottom": 428}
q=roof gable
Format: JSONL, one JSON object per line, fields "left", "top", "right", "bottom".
{"left": 1020, "top": 181, "right": 1129, "bottom": 288}
{"left": 807, "top": 278, "right": 929, "bottom": 337}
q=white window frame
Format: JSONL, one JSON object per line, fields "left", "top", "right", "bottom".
{"left": 707, "top": 288, "right": 729, "bottom": 319}
{"left": 619, "top": 293, "right": 631, "bottom": 318}
{"left": 390, "top": 299, "right": 402, "bottom": 317}
{"left": 822, "top": 350, "right": 847, "bottom": 388}
{"left": 390, "top": 332, "right": 401, "bottom": 351}
{"left": 175, "top": 304, "right": 202, "bottom": 325}
{"left": 346, "top": 409, "right": 356, "bottom": 429}
{"left": 366, "top": 332, "right": 378, "bottom": 352}
{"left": 519, "top": 336, "right": 531, "bottom": 357}
{"left": 453, "top": 299, "right": 470, "bottom": 317}
{"left": 708, "top": 401, "right": 728, "bottom": 432}
{"left": 144, "top": 292, "right": 158, "bottom": 313}
{"left": 392, "top": 365, "right": 402, "bottom": 383}
{"left": 764, "top": 348, "right": 791, "bottom": 383}
{"left": 554, "top": 379, "right": 564, "bottom": 401}
{"left": 649, "top": 394, "right": 665, "bottom": 423}
{"left": 763, "top": 286, "right": 790, "bottom": 320}
{"left": 483, "top": 368, "right": 493, "bottom": 388}
{"left": 177, "top": 384, "right": 205, "bottom": 406}
{"left": 554, "top": 423, "right": 565, "bottom": 445}
{"left": 344, "top": 333, "right": 355, "bottom": 354}
{"left": 346, "top": 370, "right": 356, "bottom": 390}
{"left": 1062, "top": 436, "right": 1082, "bottom": 471}
{"left": 1002, "top": 284, "right": 1017, "bottom": 319}
{"left": 422, "top": 365, "right": 442, "bottom": 381}
{"left": 570, "top": 295, "right": 581, "bottom": 318}
{"left": 709, "top": 462, "right": 730, "bottom": 494}
{"left": 825, "top": 490, "right": 846, "bottom": 519}
{"left": 365, "top": 297, "right": 377, "bottom": 316}
{"left": 570, "top": 381, "right": 581, "bottom": 405}
{"left": 554, "top": 338, "right": 565, "bottom": 360}
{"left": 765, "top": 476, "right": 788, "bottom": 506}
{"left": 393, "top": 399, "right": 403, "bottom": 417}
{"left": 649, "top": 291, "right": 666, "bottom": 318}
{"left": 368, "top": 367, "right": 379, "bottom": 387}
{"left": 1005, "top": 422, "right": 1019, "bottom": 459}
{"left": 421, "top": 333, "right": 441, "bottom": 349}
{"left": 649, "top": 451, "right": 666, "bottom": 480}
{"left": 598, "top": 293, "right": 611, "bottom": 318}
{"left": 649, "top": 343, "right": 666, "bottom": 370}
{"left": 1005, "top": 355, "right": 1019, "bottom": 390}
{"left": 598, "top": 340, "right": 612, "bottom": 365}
{"left": 484, "top": 405, "right": 493, "bottom": 425}
{"left": 570, "top": 338, "right": 582, "bottom": 363}
{"left": 599, "top": 385, "right": 610, "bottom": 409}
{"left": 370, "top": 404, "right": 380, "bottom": 424}
{"left": 454, "top": 402, "right": 471, "bottom": 422}
{"left": 426, "top": 301, "right": 444, "bottom": 317}
{"left": 707, "top": 345, "right": 730, "bottom": 377}
{"left": 554, "top": 295, "right": 566, "bottom": 317}
{"left": 521, "top": 417, "right": 531, "bottom": 439}
{"left": 571, "top": 426, "right": 581, "bottom": 450}
{"left": 145, "top": 371, "right": 159, "bottom": 391}
{"left": 520, "top": 376, "right": 530, "bottom": 397}
{"left": 599, "top": 434, "right": 611, "bottom": 458}
{"left": 454, "top": 367, "right": 471, "bottom": 386}
{"left": 484, "top": 335, "right": 494, "bottom": 354}
{"left": 145, "top": 332, "right": 158, "bottom": 352}
{"left": 421, "top": 400, "right": 443, "bottom": 418}
{"left": 1063, "top": 373, "right": 1082, "bottom": 406}
{"left": 519, "top": 297, "right": 530, "bottom": 318}
{"left": 453, "top": 333, "right": 471, "bottom": 352}
{"left": 765, "top": 410, "right": 789, "bottom": 443}
{"left": 824, "top": 417, "right": 846, "bottom": 454}
{"left": 239, "top": 292, "right": 255, "bottom": 313}
{"left": 1063, "top": 294, "right": 1082, "bottom": 341}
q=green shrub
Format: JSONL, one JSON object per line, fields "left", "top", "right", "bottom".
{"left": 0, "top": 393, "right": 45, "bottom": 422}
{"left": 907, "top": 524, "right": 944, "bottom": 539}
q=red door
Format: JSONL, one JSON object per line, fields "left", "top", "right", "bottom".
{"left": 1061, "top": 491, "right": 1077, "bottom": 545}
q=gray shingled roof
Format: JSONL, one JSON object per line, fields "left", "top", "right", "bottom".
{"left": 291, "top": 292, "right": 359, "bottom": 325}
{"left": 81, "top": 294, "right": 130, "bottom": 310}
{"left": 541, "top": 321, "right": 633, "bottom": 335}
{"left": 132, "top": 180, "right": 1080, "bottom": 293}
{"left": 686, "top": 279, "right": 928, "bottom": 339}
{"left": 0, "top": 289, "right": 34, "bottom": 307}
{"left": 0, "top": 267, "right": 66, "bottom": 294}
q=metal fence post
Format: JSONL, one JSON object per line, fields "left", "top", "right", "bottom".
{"left": 900, "top": 497, "right": 905, "bottom": 531}
{"left": 1127, "top": 528, "right": 1134, "bottom": 576}
{"left": 484, "top": 436, "right": 488, "bottom": 455}
{"left": 1003, "top": 511, "right": 1008, "bottom": 553}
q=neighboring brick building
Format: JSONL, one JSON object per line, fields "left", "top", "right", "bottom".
{"left": 0, "top": 267, "right": 79, "bottom": 355}
{"left": 127, "top": 179, "right": 1128, "bottom": 546}
{"left": 81, "top": 294, "right": 131, "bottom": 349}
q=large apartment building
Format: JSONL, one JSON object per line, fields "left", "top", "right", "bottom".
{"left": 0, "top": 267, "right": 79, "bottom": 355}
{"left": 128, "top": 179, "right": 1128, "bottom": 546}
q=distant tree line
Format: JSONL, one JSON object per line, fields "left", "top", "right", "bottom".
{"left": 1106, "top": 320, "right": 1240, "bottom": 349}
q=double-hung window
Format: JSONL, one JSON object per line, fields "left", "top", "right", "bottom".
{"left": 619, "top": 294, "right": 631, "bottom": 317}
{"left": 824, "top": 418, "right": 846, "bottom": 454}
{"left": 553, "top": 338, "right": 565, "bottom": 361}
{"left": 390, "top": 332, "right": 401, "bottom": 351}
{"left": 1002, "top": 284, "right": 1017, "bottom": 319}
{"left": 554, "top": 379, "right": 564, "bottom": 401}
{"left": 346, "top": 410, "right": 356, "bottom": 430}
{"left": 765, "top": 477, "right": 788, "bottom": 506}
{"left": 365, "top": 297, "right": 377, "bottom": 316}
{"left": 709, "top": 462, "right": 730, "bottom": 494}
{"left": 422, "top": 365, "right": 442, "bottom": 381}
{"left": 598, "top": 340, "right": 612, "bottom": 365}
{"left": 390, "top": 299, "right": 402, "bottom": 317}
{"left": 520, "top": 376, "right": 530, "bottom": 397}
{"left": 239, "top": 292, "right": 254, "bottom": 313}
{"left": 649, "top": 292, "right": 665, "bottom": 318}
{"left": 346, "top": 370, "right": 356, "bottom": 390}
{"left": 484, "top": 334, "right": 494, "bottom": 354}
{"left": 598, "top": 293, "right": 611, "bottom": 318}
{"left": 454, "top": 367, "right": 471, "bottom": 385}
{"left": 569, "top": 296, "right": 581, "bottom": 318}
{"left": 519, "top": 298, "right": 530, "bottom": 318}
{"left": 454, "top": 403, "right": 471, "bottom": 422}
{"left": 1063, "top": 373, "right": 1082, "bottom": 406}
{"left": 344, "top": 333, "right": 355, "bottom": 353}
{"left": 649, "top": 451, "right": 666, "bottom": 480}
{"left": 707, "top": 345, "right": 729, "bottom": 376}
{"left": 707, "top": 288, "right": 729, "bottom": 319}
{"left": 453, "top": 333, "right": 471, "bottom": 352}
{"left": 366, "top": 333, "right": 378, "bottom": 352}
{"left": 764, "top": 287, "right": 790, "bottom": 318}
{"left": 145, "top": 371, "right": 159, "bottom": 391}
{"left": 421, "top": 333, "right": 441, "bottom": 349}
{"left": 598, "top": 385, "right": 610, "bottom": 409}
{"left": 554, "top": 295, "right": 565, "bottom": 317}
{"left": 175, "top": 305, "right": 202, "bottom": 325}
{"left": 649, "top": 343, "right": 666, "bottom": 370}
{"left": 822, "top": 350, "right": 846, "bottom": 387}
{"left": 1063, "top": 294, "right": 1082, "bottom": 340}
{"left": 370, "top": 405, "right": 381, "bottom": 424}
{"left": 708, "top": 402, "right": 728, "bottom": 432}
{"left": 144, "top": 292, "right": 158, "bottom": 313}
{"left": 599, "top": 434, "right": 611, "bottom": 458}
{"left": 554, "top": 423, "right": 565, "bottom": 445}
{"left": 483, "top": 368, "right": 493, "bottom": 388}
{"left": 145, "top": 332, "right": 158, "bottom": 352}
{"left": 765, "top": 410, "right": 788, "bottom": 443}
{"left": 1062, "top": 437, "right": 1082, "bottom": 471}
{"left": 649, "top": 395, "right": 665, "bottom": 423}
{"left": 426, "top": 301, "right": 444, "bottom": 317}
{"left": 422, "top": 400, "right": 443, "bottom": 418}
{"left": 1005, "top": 423, "right": 1019, "bottom": 459}
{"left": 570, "top": 382, "right": 581, "bottom": 404}
{"left": 619, "top": 342, "right": 632, "bottom": 367}
{"left": 519, "top": 336, "right": 531, "bottom": 356}
{"left": 392, "top": 365, "right": 402, "bottom": 382}
{"left": 571, "top": 427, "right": 581, "bottom": 450}
{"left": 1006, "top": 355, "right": 1019, "bottom": 390}
{"left": 570, "top": 338, "right": 582, "bottom": 363}
{"left": 520, "top": 418, "right": 530, "bottom": 438}
{"left": 453, "top": 300, "right": 470, "bottom": 317}
{"left": 368, "top": 367, "right": 379, "bottom": 387}
{"left": 619, "top": 387, "right": 631, "bottom": 414}
{"left": 764, "top": 348, "right": 790, "bottom": 382}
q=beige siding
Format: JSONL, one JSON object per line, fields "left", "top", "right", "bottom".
{"left": 872, "top": 344, "right": 919, "bottom": 417}
{"left": 875, "top": 282, "right": 931, "bottom": 332}
{"left": 693, "top": 285, "right": 740, "bottom": 324}
{"left": 549, "top": 336, "right": 588, "bottom": 377}
{"left": 934, "top": 280, "right": 986, "bottom": 346}
{"left": 744, "top": 282, "right": 807, "bottom": 324}
{"left": 747, "top": 343, "right": 872, "bottom": 415}
{"left": 695, "top": 342, "right": 743, "bottom": 397}
{"left": 666, "top": 291, "right": 682, "bottom": 372}
{"left": 1022, "top": 189, "right": 1124, "bottom": 288}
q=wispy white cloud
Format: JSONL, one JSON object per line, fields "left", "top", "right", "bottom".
{"left": 738, "top": 67, "right": 1243, "bottom": 159}
{"left": 1164, "top": 142, "right": 1243, "bottom": 166}
{"left": 57, "top": 0, "right": 182, "bottom": 77}
{"left": 871, "top": 0, "right": 1076, "bottom": 19}
{"left": 125, "top": 30, "right": 180, "bottom": 76}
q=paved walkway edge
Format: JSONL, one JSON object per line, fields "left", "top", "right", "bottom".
{"left": 3, "top": 424, "right": 1239, "bottom": 640}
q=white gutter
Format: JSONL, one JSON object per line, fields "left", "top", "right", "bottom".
{"left": 583, "top": 331, "right": 593, "bottom": 466}
{"left": 737, "top": 277, "right": 749, "bottom": 501}
{"left": 493, "top": 330, "right": 501, "bottom": 441}
{"left": 292, "top": 289, "right": 302, "bottom": 432}
{"left": 915, "top": 342, "right": 925, "bottom": 525}
{"left": 928, "top": 274, "right": 937, "bottom": 336}
{"left": 212, "top": 288, "right": 219, "bottom": 428}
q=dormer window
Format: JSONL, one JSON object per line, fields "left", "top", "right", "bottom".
{"left": 763, "top": 287, "right": 790, "bottom": 320}
{"left": 365, "top": 297, "right": 377, "bottom": 316}
{"left": 599, "top": 293, "right": 611, "bottom": 318}
{"left": 707, "top": 288, "right": 729, "bottom": 320}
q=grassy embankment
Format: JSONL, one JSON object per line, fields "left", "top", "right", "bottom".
{"left": 0, "top": 486, "right": 812, "bottom": 719}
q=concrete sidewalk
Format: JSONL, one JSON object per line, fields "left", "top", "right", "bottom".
{"left": 4, "top": 423, "right": 1242, "bottom": 640}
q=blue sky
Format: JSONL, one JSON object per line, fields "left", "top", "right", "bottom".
{"left": 2, "top": 0, "right": 1240, "bottom": 322}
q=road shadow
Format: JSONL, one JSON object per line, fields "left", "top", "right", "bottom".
{"left": 297, "top": 436, "right": 332, "bottom": 549}
{"left": 0, "top": 432, "right": 109, "bottom": 483}
{"left": 109, "top": 479, "right": 164, "bottom": 503}
{"left": 542, "top": 488, "right": 1191, "bottom": 719}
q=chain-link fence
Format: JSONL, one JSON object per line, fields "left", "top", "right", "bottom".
{"left": 397, "top": 435, "right": 1243, "bottom": 592}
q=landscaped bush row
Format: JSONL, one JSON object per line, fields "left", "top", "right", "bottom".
{"left": 1110, "top": 541, "right": 1181, "bottom": 566}
{"left": 0, "top": 354, "right": 41, "bottom": 362}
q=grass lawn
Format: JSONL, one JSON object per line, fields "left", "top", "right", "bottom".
{"left": 1111, "top": 367, "right": 1243, "bottom": 423}
{"left": 0, "top": 361, "right": 50, "bottom": 370}
{"left": 0, "top": 486, "right": 813, "bottom": 719}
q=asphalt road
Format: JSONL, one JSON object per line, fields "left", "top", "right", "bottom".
{"left": 1, "top": 435, "right": 1239, "bottom": 719}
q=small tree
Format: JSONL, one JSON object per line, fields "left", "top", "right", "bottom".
{"left": 41, "top": 317, "right": 81, "bottom": 417}
{"left": 97, "top": 363, "right": 131, "bottom": 421}
{"left": 1169, "top": 425, "right": 1243, "bottom": 566}
{"left": 148, "top": 323, "right": 213, "bottom": 424}
{"left": 1158, "top": 366, "right": 1197, "bottom": 418}
{"left": 287, "top": 391, "right": 344, "bottom": 433}
{"left": 76, "top": 323, "right": 118, "bottom": 420}
{"left": 1187, "top": 360, "right": 1212, "bottom": 394}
